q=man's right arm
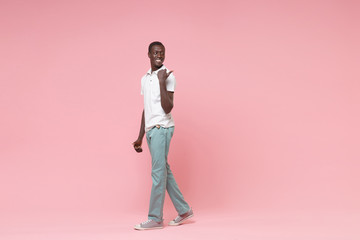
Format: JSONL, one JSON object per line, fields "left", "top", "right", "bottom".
{"left": 133, "top": 110, "right": 145, "bottom": 153}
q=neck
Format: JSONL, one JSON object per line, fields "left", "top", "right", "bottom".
{"left": 151, "top": 64, "right": 163, "bottom": 72}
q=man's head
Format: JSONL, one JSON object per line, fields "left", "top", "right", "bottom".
{"left": 148, "top": 41, "right": 165, "bottom": 70}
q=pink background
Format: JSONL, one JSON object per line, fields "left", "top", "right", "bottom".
{"left": 1, "top": 0, "right": 360, "bottom": 239}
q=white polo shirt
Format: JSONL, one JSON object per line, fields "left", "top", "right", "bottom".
{"left": 141, "top": 65, "right": 176, "bottom": 132}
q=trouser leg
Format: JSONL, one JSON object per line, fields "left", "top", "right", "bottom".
{"left": 164, "top": 128, "right": 190, "bottom": 215}
{"left": 146, "top": 127, "right": 167, "bottom": 222}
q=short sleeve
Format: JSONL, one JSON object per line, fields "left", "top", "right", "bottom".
{"left": 141, "top": 76, "right": 144, "bottom": 95}
{"left": 166, "top": 73, "right": 176, "bottom": 92}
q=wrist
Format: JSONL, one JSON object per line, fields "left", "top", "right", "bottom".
{"left": 159, "top": 78, "right": 166, "bottom": 83}
{"left": 159, "top": 81, "right": 167, "bottom": 89}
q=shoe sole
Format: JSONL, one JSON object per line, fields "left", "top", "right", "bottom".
{"left": 168, "top": 213, "right": 194, "bottom": 226}
{"left": 134, "top": 226, "right": 164, "bottom": 230}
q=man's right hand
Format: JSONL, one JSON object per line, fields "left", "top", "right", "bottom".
{"left": 132, "top": 139, "right": 143, "bottom": 153}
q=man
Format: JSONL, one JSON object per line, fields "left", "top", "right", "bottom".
{"left": 133, "top": 41, "right": 193, "bottom": 230}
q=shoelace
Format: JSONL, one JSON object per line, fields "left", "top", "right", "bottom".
{"left": 141, "top": 219, "right": 152, "bottom": 225}
{"left": 175, "top": 216, "right": 181, "bottom": 222}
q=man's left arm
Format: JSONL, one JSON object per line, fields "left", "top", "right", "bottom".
{"left": 158, "top": 70, "right": 174, "bottom": 114}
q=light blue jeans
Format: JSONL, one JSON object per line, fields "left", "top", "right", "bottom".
{"left": 146, "top": 126, "right": 190, "bottom": 222}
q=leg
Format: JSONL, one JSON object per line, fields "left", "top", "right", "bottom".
{"left": 164, "top": 127, "right": 191, "bottom": 215}
{"left": 146, "top": 127, "right": 168, "bottom": 222}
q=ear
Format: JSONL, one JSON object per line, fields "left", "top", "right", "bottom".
{"left": 148, "top": 52, "right": 151, "bottom": 58}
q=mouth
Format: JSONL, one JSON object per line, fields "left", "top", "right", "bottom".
{"left": 155, "top": 59, "right": 163, "bottom": 64}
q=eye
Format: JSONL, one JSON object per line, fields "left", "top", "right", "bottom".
{"left": 153, "top": 51, "right": 164, "bottom": 56}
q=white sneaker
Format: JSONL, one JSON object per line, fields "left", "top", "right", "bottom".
{"left": 169, "top": 208, "right": 194, "bottom": 226}
{"left": 134, "top": 219, "right": 164, "bottom": 230}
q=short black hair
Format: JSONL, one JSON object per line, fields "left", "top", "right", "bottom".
{"left": 148, "top": 41, "right": 165, "bottom": 53}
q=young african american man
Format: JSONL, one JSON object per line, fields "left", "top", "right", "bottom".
{"left": 133, "top": 41, "right": 193, "bottom": 230}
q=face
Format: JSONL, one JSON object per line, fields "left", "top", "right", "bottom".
{"left": 148, "top": 45, "right": 165, "bottom": 70}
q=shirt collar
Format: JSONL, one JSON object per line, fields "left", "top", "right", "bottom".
{"left": 146, "top": 65, "right": 167, "bottom": 75}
